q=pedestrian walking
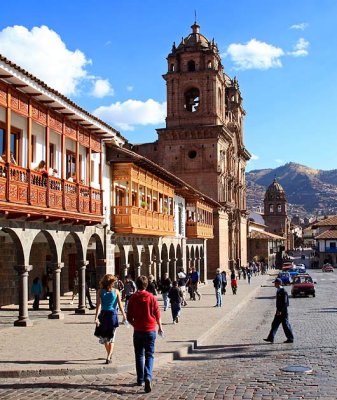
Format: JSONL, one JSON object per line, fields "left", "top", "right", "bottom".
{"left": 70, "top": 271, "right": 79, "bottom": 304}
{"left": 127, "top": 275, "right": 164, "bottom": 393}
{"left": 231, "top": 276, "right": 237, "bottom": 295}
{"left": 85, "top": 278, "right": 96, "bottom": 309}
{"left": 160, "top": 272, "right": 171, "bottom": 311}
{"left": 124, "top": 275, "right": 136, "bottom": 312}
{"left": 190, "top": 266, "right": 201, "bottom": 300}
{"left": 47, "top": 273, "right": 53, "bottom": 311}
{"left": 213, "top": 268, "right": 223, "bottom": 307}
{"left": 247, "top": 269, "right": 251, "bottom": 284}
{"left": 94, "top": 274, "right": 127, "bottom": 364}
{"left": 31, "top": 277, "right": 42, "bottom": 310}
{"left": 146, "top": 274, "right": 158, "bottom": 296}
{"left": 263, "top": 278, "right": 294, "bottom": 344}
{"left": 177, "top": 267, "right": 188, "bottom": 306}
{"left": 221, "top": 270, "right": 227, "bottom": 295}
{"left": 168, "top": 281, "right": 183, "bottom": 323}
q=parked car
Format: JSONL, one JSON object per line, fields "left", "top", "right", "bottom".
{"left": 291, "top": 274, "right": 315, "bottom": 297}
{"left": 282, "top": 262, "right": 295, "bottom": 272}
{"left": 322, "top": 263, "right": 334, "bottom": 272}
{"left": 296, "top": 264, "right": 306, "bottom": 274}
{"left": 289, "top": 267, "right": 299, "bottom": 280}
{"left": 278, "top": 271, "right": 291, "bottom": 285}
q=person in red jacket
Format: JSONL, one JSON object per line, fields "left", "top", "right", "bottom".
{"left": 127, "top": 275, "right": 164, "bottom": 393}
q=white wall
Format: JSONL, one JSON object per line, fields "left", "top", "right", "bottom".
{"left": 174, "top": 194, "right": 186, "bottom": 238}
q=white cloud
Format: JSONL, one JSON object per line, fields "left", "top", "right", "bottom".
{"left": 93, "top": 99, "right": 166, "bottom": 131}
{"left": 249, "top": 153, "right": 259, "bottom": 161}
{"left": 91, "top": 79, "right": 114, "bottom": 97}
{"left": 0, "top": 25, "right": 91, "bottom": 95}
{"left": 288, "top": 38, "right": 309, "bottom": 57}
{"left": 275, "top": 159, "right": 284, "bottom": 164}
{"left": 290, "top": 23, "right": 308, "bottom": 31}
{"left": 126, "top": 85, "right": 134, "bottom": 92}
{"left": 225, "top": 39, "right": 284, "bottom": 70}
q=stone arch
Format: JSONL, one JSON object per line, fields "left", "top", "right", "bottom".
{"left": 140, "top": 245, "right": 151, "bottom": 276}
{"left": 168, "top": 243, "right": 176, "bottom": 280}
{"left": 0, "top": 228, "right": 25, "bottom": 306}
{"left": 190, "top": 246, "right": 195, "bottom": 267}
{"left": 195, "top": 246, "right": 200, "bottom": 274}
{"left": 86, "top": 233, "right": 104, "bottom": 287}
{"left": 61, "top": 232, "right": 84, "bottom": 294}
{"left": 161, "top": 243, "right": 169, "bottom": 275}
{"left": 186, "top": 246, "right": 190, "bottom": 269}
{"left": 114, "top": 243, "right": 127, "bottom": 279}
{"left": 28, "top": 230, "right": 58, "bottom": 302}
{"left": 176, "top": 244, "right": 183, "bottom": 270}
{"left": 151, "top": 244, "right": 160, "bottom": 281}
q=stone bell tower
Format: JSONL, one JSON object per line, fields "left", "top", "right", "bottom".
{"left": 134, "top": 22, "right": 251, "bottom": 273}
{"left": 264, "top": 178, "right": 291, "bottom": 250}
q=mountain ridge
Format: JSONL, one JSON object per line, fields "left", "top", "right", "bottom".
{"left": 246, "top": 162, "right": 337, "bottom": 217}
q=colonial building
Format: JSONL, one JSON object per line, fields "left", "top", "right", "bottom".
{"left": 313, "top": 215, "right": 337, "bottom": 266}
{"left": 107, "top": 145, "right": 219, "bottom": 284}
{"left": 247, "top": 211, "right": 284, "bottom": 267}
{"left": 133, "top": 22, "right": 251, "bottom": 274}
{"left": 0, "top": 54, "right": 126, "bottom": 325}
{"left": 0, "top": 52, "right": 218, "bottom": 326}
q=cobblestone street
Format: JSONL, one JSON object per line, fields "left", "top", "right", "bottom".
{"left": 1, "top": 270, "right": 336, "bottom": 399}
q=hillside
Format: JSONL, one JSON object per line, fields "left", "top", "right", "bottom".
{"left": 246, "top": 162, "right": 337, "bottom": 218}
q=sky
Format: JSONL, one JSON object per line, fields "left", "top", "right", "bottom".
{"left": 0, "top": 0, "right": 336, "bottom": 172}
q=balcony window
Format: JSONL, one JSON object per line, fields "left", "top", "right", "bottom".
{"left": 49, "top": 143, "right": 55, "bottom": 169}
{"left": 66, "top": 151, "right": 76, "bottom": 180}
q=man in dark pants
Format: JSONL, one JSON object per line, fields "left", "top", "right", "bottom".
{"left": 264, "top": 278, "right": 294, "bottom": 344}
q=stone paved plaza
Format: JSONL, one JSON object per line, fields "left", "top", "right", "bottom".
{"left": 0, "top": 269, "right": 336, "bottom": 399}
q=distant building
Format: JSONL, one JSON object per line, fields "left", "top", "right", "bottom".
{"left": 313, "top": 215, "right": 337, "bottom": 266}
{"left": 247, "top": 211, "right": 284, "bottom": 266}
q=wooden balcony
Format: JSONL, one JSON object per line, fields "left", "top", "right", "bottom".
{"left": 186, "top": 221, "right": 214, "bottom": 239}
{"left": 0, "top": 162, "right": 103, "bottom": 224}
{"left": 112, "top": 206, "right": 175, "bottom": 236}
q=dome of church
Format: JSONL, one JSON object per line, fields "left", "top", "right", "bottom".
{"left": 264, "top": 178, "right": 285, "bottom": 199}
{"left": 176, "top": 23, "right": 213, "bottom": 51}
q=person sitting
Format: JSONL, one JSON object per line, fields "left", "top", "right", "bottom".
{"left": 48, "top": 167, "right": 58, "bottom": 177}
{"left": 0, "top": 153, "right": 5, "bottom": 163}
{"left": 10, "top": 152, "right": 17, "bottom": 165}
{"left": 67, "top": 173, "right": 76, "bottom": 182}
{"left": 35, "top": 160, "right": 48, "bottom": 174}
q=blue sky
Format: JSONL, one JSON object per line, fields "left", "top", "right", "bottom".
{"left": 1, "top": 0, "right": 336, "bottom": 172}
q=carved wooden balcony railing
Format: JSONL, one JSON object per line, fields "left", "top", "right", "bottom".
{"left": 0, "top": 162, "right": 103, "bottom": 222}
{"left": 186, "top": 221, "right": 214, "bottom": 239}
{"left": 112, "top": 205, "right": 175, "bottom": 236}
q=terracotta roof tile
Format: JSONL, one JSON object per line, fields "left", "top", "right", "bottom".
{"left": 315, "top": 228, "right": 337, "bottom": 239}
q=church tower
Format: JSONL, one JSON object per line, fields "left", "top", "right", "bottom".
{"left": 134, "top": 22, "right": 251, "bottom": 273}
{"left": 263, "top": 178, "right": 291, "bottom": 250}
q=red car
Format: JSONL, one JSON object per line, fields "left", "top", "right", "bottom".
{"left": 322, "top": 264, "right": 334, "bottom": 272}
{"left": 291, "top": 274, "right": 315, "bottom": 298}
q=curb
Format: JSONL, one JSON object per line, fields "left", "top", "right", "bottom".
{"left": 0, "top": 279, "right": 266, "bottom": 378}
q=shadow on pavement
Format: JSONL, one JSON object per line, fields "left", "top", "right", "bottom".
{"left": 0, "top": 382, "right": 137, "bottom": 396}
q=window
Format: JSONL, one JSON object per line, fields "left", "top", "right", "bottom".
{"left": 184, "top": 88, "right": 200, "bottom": 112}
{"left": 187, "top": 60, "right": 196, "bottom": 71}
{"left": 0, "top": 128, "right": 4, "bottom": 156}
{"left": 269, "top": 204, "right": 274, "bottom": 213}
{"left": 277, "top": 204, "right": 282, "bottom": 213}
{"left": 66, "top": 151, "right": 76, "bottom": 179}
{"left": 330, "top": 242, "right": 336, "bottom": 249}
{"left": 0, "top": 126, "right": 21, "bottom": 164}
{"left": 115, "top": 187, "right": 125, "bottom": 207}
{"left": 49, "top": 143, "right": 55, "bottom": 169}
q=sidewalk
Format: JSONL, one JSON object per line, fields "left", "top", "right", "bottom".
{"left": 0, "top": 273, "right": 273, "bottom": 378}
